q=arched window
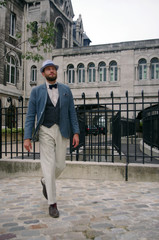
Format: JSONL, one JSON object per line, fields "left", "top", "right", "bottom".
{"left": 78, "top": 63, "right": 85, "bottom": 83}
{"left": 31, "top": 65, "right": 37, "bottom": 82}
{"left": 56, "top": 23, "right": 63, "bottom": 49}
{"left": 88, "top": 63, "right": 95, "bottom": 82}
{"left": 99, "top": 62, "right": 106, "bottom": 82}
{"left": 10, "top": 12, "right": 16, "bottom": 37}
{"left": 151, "top": 58, "right": 159, "bottom": 80}
{"left": 67, "top": 64, "right": 75, "bottom": 83}
{"left": 109, "top": 61, "right": 117, "bottom": 82}
{"left": 138, "top": 58, "right": 147, "bottom": 80}
{"left": 7, "top": 55, "right": 16, "bottom": 84}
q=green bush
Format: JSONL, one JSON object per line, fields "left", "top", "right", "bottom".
{"left": 2, "top": 128, "right": 24, "bottom": 134}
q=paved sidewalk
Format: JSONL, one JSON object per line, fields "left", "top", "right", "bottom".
{"left": 0, "top": 177, "right": 159, "bottom": 240}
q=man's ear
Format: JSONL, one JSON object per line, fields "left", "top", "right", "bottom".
{"left": 42, "top": 72, "right": 45, "bottom": 77}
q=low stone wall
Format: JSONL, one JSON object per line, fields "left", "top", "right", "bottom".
{"left": 0, "top": 159, "right": 159, "bottom": 182}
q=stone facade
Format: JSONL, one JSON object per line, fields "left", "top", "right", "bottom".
{"left": 0, "top": 0, "right": 25, "bottom": 107}
{"left": 42, "top": 39, "right": 159, "bottom": 106}
{"left": 0, "top": 0, "right": 89, "bottom": 107}
{"left": 0, "top": 0, "right": 159, "bottom": 110}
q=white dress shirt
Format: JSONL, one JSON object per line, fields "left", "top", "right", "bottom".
{"left": 46, "top": 81, "right": 59, "bottom": 107}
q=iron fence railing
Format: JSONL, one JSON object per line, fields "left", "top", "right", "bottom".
{"left": 0, "top": 91, "right": 159, "bottom": 176}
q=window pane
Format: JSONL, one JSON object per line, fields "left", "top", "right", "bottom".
{"left": 144, "top": 65, "right": 147, "bottom": 79}
{"left": 35, "top": 70, "right": 37, "bottom": 81}
{"left": 100, "top": 69, "right": 102, "bottom": 81}
{"left": 68, "top": 70, "right": 71, "bottom": 83}
{"left": 79, "top": 70, "right": 81, "bottom": 83}
{"left": 73, "top": 70, "right": 75, "bottom": 83}
{"left": 89, "top": 69, "right": 91, "bottom": 82}
{"left": 110, "top": 67, "right": 113, "bottom": 81}
{"left": 11, "top": 57, "right": 15, "bottom": 65}
{"left": 7, "top": 55, "right": 10, "bottom": 62}
{"left": 7, "top": 65, "right": 10, "bottom": 82}
{"left": 10, "top": 13, "right": 16, "bottom": 36}
{"left": 33, "top": 70, "right": 35, "bottom": 81}
{"left": 139, "top": 66, "right": 142, "bottom": 80}
{"left": 104, "top": 68, "right": 106, "bottom": 81}
{"left": 151, "top": 65, "right": 154, "bottom": 79}
{"left": 11, "top": 67, "right": 15, "bottom": 84}
{"left": 156, "top": 64, "right": 159, "bottom": 79}
{"left": 83, "top": 69, "right": 85, "bottom": 82}
{"left": 93, "top": 69, "right": 95, "bottom": 82}
{"left": 115, "top": 67, "right": 117, "bottom": 81}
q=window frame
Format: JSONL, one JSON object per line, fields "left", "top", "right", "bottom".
{"left": 109, "top": 61, "right": 118, "bottom": 82}
{"left": 138, "top": 58, "right": 147, "bottom": 80}
{"left": 99, "top": 62, "right": 106, "bottom": 82}
{"left": 10, "top": 12, "right": 16, "bottom": 37}
{"left": 88, "top": 63, "right": 96, "bottom": 83}
{"left": 151, "top": 58, "right": 159, "bottom": 80}
{"left": 7, "top": 55, "right": 16, "bottom": 84}
{"left": 78, "top": 63, "right": 85, "bottom": 83}
{"left": 67, "top": 64, "right": 75, "bottom": 84}
{"left": 30, "top": 65, "right": 37, "bottom": 82}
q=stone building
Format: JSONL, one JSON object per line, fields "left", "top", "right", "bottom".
{"left": 0, "top": 0, "right": 25, "bottom": 108}
{"left": 0, "top": 0, "right": 90, "bottom": 107}
{"left": 52, "top": 39, "right": 159, "bottom": 106}
{"left": 0, "top": 0, "right": 159, "bottom": 111}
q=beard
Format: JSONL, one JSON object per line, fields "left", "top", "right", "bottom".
{"left": 45, "top": 75, "right": 57, "bottom": 82}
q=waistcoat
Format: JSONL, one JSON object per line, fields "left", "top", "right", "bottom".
{"left": 42, "top": 94, "right": 60, "bottom": 128}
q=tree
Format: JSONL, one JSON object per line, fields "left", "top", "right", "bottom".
{"left": 22, "top": 21, "right": 57, "bottom": 62}
{"left": 0, "top": 0, "right": 57, "bottom": 62}
{"left": 0, "top": 0, "right": 8, "bottom": 7}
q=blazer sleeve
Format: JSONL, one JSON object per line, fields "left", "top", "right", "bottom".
{"left": 24, "top": 88, "right": 37, "bottom": 140}
{"left": 68, "top": 89, "right": 80, "bottom": 135}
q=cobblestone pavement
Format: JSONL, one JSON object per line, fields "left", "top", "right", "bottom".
{"left": 0, "top": 177, "right": 159, "bottom": 240}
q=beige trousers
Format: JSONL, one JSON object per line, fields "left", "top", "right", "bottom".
{"left": 39, "top": 124, "right": 68, "bottom": 205}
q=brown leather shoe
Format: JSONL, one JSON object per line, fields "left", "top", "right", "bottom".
{"left": 41, "top": 178, "right": 48, "bottom": 200}
{"left": 49, "top": 203, "right": 59, "bottom": 218}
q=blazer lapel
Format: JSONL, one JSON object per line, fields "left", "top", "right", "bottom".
{"left": 58, "top": 83, "right": 64, "bottom": 109}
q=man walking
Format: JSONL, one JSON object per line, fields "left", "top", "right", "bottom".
{"left": 24, "top": 60, "right": 80, "bottom": 218}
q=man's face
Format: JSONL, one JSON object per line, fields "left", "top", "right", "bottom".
{"left": 42, "top": 66, "right": 57, "bottom": 82}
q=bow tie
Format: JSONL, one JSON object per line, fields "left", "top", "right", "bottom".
{"left": 49, "top": 84, "right": 57, "bottom": 89}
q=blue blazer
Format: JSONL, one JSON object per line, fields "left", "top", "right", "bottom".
{"left": 24, "top": 82, "right": 80, "bottom": 140}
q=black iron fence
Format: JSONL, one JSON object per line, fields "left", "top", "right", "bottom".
{"left": 143, "top": 104, "right": 159, "bottom": 149}
{"left": 0, "top": 91, "right": 159, "bottom": 172}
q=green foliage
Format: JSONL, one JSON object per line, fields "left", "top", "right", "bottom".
{"left": 15, "top": 32, "right": 22, "bottom": 39}
{"left": 0, "top": 0, "right": 7, "bottom": 7}
{"left": 22, "top": 51, "right": 44, "bottom": 62}
{"left": 2, "top": 128, "right": 24, "bottom": 134}
{"left": 23, "top": 21, "right": 57, "bottom": 62}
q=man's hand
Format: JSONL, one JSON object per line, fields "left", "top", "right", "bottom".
{"left": 72, "top": 133, "right": 79, "bottom": 148}
{"left": 24, "top": 139, "right": 32, "bottom": 152}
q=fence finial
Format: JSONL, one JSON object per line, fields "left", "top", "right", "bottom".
{"left": 7, "top": 97, "right": 12, "bottom": 105}
{"left": 82, "top": 92, "right": 85, "bottom": 99}
{"left": 96, "top": 92, "right": 99, "bottom": 99}
{"left": 18, "top": 96, "right": 23, "bottom": 102}
{"left": 110, "top": 91, "right": 113, "bottom": 98}
{"left": 126, "top": 91, "right": 128, "bottom": 98}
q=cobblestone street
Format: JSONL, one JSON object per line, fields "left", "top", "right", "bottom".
{"left": 0, "top": 177, "right": 159, "bottom": 240}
